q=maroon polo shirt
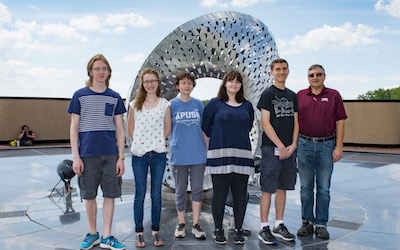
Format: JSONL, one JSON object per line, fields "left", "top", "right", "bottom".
{"left": 297, "top": 86, "right": 347, "bottom": 137}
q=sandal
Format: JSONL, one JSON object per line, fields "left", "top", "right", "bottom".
{"left": 135, "top": 234, "right": 146, "bottom": 248}
{"left": 152, "top": 233, "right": 164, "bottom": 247}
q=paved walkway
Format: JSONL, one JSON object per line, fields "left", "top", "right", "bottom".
{"left": 0, "top": 147, "right": 399, "bottom": 249}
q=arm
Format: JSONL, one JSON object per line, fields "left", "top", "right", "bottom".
{"left": 164, "top": 106, "right": 172, "bottom": 138}
{"left": 18, "top": 131, "right": 24, "bottom": 140}
{"left": 203, "top": 132, "right": 209, "bottom": 151}
{"left": 126, "top": 107, "right": 135, "bottom": 141}
{"left": 332, "top": 119, "right": 345, "bottom": 162}
{"left": 70, "top": 113, "right": 84, "bottom": 176}
{"left": 287, "top": 112, "right": 299, "bottom": 156}
{"left": 114, "top": 114, "right": 125, "bottom": 177}
{"left": 28, "top": 132, "right": 36, "bottom": 140}
{"left": 260, "top": 108, "right": 289, "bottom": 160}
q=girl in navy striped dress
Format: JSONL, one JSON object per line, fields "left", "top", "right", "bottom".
{"left": 202, "top": 70, "right": 255, "bottom": 245}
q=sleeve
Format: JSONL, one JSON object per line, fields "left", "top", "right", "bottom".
{"left": 293, "top": 91, "right": 298, "bottom": 113}
{"left": 257, "top": 88, "right": 271, "bottom": 111}
{"left": 335, "top": 92, "right": 347, "bottom": 121}
{"left": 201, "top": 98, "right": 216, "bottom": 137}
{"left": 248, "top": 101, "right": 255, "bottom": 131}
{"left": 199, "top": 99, "right": 204, "bottom": 116}
{"left": 115, "top": 94, "right": 127, "bottom": 115}
{"left": 67, "top": 91, "right": 81, "bottom": 114}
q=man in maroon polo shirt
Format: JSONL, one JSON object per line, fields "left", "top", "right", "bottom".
{"left": 296, "top": 64, "right": 347, "bottom": 239}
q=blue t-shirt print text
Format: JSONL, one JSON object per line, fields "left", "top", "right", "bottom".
{"left": 174, "top": 109, "right": 201, "bottom": 126}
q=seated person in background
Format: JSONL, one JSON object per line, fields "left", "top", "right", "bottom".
{"left": 19, "top": 125, "right": 36, "bottom": 146}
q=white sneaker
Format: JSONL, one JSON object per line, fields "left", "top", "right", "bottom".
{"left": 175, "top": 223, "right": 186, "bottom": 238}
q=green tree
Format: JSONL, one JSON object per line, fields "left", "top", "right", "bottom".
{"left": 202, "top": 99, "right": 210, "bottom": 106}
{"left": 357, "top": 86, "right": 400, "bottom": 100}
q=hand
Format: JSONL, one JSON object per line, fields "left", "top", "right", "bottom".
{"left": 72, "top": 158, "right": 84, "bottom": 177}
{"left": 286, "top": 144, "right": 297, "bottom": 158}
{"left": 278, "top": 145, "right": 289, "bottom": 160}
{"left": 332, "top": 147, "right": 343, "bottom": 163}
{"left": 116, "top": 159, "right": 125, "bottom": 177}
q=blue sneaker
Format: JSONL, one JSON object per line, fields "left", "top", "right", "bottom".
{"left": 100, "top": 235, "right": 125, "bottom": 250}
{"left": 80, "top": 232, "right": 100, "bottom": 249}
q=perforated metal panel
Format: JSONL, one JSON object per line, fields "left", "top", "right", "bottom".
{"left": 125, "top": 11, "right": 279, "bottom": 189}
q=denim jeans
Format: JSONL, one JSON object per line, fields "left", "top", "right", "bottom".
{"left": 297, "top": 137, "right": 335, "bottom": 227}
{"left": 132, "top": 151, "right": 166, "bottom": 232}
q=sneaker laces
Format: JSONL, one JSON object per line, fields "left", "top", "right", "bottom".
{"left": 177, "top": 223, "right": 185, "bottom": 230}
{"left": 84, "top": 233, "right": 98, "bottom": 243}
{"left": 193, "top": 224, "right": 203, "bottom": 232}
{"left": 104, "top": 236, "right": 119, "bottom": 246}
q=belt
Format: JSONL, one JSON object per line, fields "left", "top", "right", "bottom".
{"left": 299, "top": 134, "right": 334, "bottom": 143}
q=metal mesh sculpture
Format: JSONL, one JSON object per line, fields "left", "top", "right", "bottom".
{"left": 126, "top": 11, "right": 279, "bottom": 189}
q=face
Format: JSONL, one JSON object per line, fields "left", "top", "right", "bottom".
{"left": 176, "top": 77, "right": 194, "bottom": 95}
{"left": 271, "top": 62, "right": 289, "bottom": 83}
{"left": 142, "top": 73, "right": 159, "bottom": 94}
{"left": 225, "top": 77, "right": 242, "bottom": 95}
{"left": 90, "top": 60, "right": 109, "bottom": 84}
{"left": 308, "top": 67, "right": 326, "bottom": 89}
{"left": 23, "top": 126, "right": 29, "bottom": 132}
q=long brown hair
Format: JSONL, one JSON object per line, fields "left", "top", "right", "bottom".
{"left": 133, "top": 68, "right": 162, "bottom": 111}
{"left": 217, "top": 70, "right": 245, "bottom": 103}
{"left": 86, "top": 54, "right": 112, "bottom": 87}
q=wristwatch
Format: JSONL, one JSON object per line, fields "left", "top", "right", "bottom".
{"left": 118, "top": 155, "right": 125, "bottom": 160}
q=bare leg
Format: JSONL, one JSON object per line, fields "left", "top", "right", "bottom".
{"left": 192, "top": 201, "right": 202, "bottom": 225}
{"left": 102, "top": 198, "right": 114, "bottom": 237}
{"left": 260, "top": 192, "right": 272, "bottom": 223}
{"left": 85, "top": 199, "right": 97, "bottom": 234}
{"left": 178, "top": 210, "right": 185, "bottom": 224}
{"left": 275, "top": 189, "right": 286, "bottom": 221}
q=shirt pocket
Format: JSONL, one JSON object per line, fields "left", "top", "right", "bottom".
{"left": 105, "top": 103, "right": 115, "bottom": 116}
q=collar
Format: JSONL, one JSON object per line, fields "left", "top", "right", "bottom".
{"left": 306, "top": 86, "right": 327, "bottom": 96}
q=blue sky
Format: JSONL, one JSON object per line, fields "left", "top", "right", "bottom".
{"left": 1, "top": 0, "right": 399, "bottom": 100}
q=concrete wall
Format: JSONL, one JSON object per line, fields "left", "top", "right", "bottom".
{"left": 1, "top": 98, "right": 399, "bottom": 145}
{"left": 0, "top": 98, "right": 71, "bottom": 141}
{"left": 343, "top": 101, "right": 400, "bottom": 145}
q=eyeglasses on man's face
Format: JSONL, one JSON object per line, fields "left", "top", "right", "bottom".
{"left": 92, "top": 67, "right": 109, "bottom": 72}
{"left": 143, "top": 79, "right": 158, "bottom": 85}
{"left": 308, "top": 73, "right": 324, "bottom": 78}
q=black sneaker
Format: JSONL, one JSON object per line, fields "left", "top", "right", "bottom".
{"left": 297, "top": 220, "right": 314, "bottom": 236}
{"left": 315, "top": 226, "right": 330, "bottom": 239}
{"left": 234, "top": 229, "right": 245, "bottom": 245}
{"left": 212, "top": 228, "right": 227, "bottom": 245}
{"left": 271, "top": 223, "right": 295, "bottom": 241}
{"left": 258, "top": 226, "right": 277, "bottom": 245}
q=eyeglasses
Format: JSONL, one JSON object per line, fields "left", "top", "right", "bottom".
{"left": 143, "top": 79, "right": 158, "bottom": 85}
{"left": 92, "top": 67, "right": 109, "bottom": 72}
{"left": 308, "top": 73, "right": 324, "bottom": 78}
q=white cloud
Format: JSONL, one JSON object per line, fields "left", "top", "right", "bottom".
{"left": 279, "top": 22, "right": 379, "bottom": 54}
{"left": 375, "top": 0, "right": 400, "bottom": 18}
{"left": 123, "top": 53, "right": 145, "bottom": 63}
{"left": 70, "top": 15, "right": 102, "bottom": 31}
{"left": 201, "top": 0, "right": 229, "bottom": 8}
{"left": 39, "top": 23, "right": 88, "bottom": 42}
{"left": 231, "top": 0, "right": 260, "bottom": 7}
{"left": 0, "top": 3, "right": 12, "bottom": 26}
{"left": 112, "top": 26, "right": 126, "bottom": 34}
{"left": 104, "top": 13, "right": 151, "bottom": 28}
{"left": 202, "top": 0, "right": 273, "bottom": 8}
{"left": 30, "top": 5, "right": 40, "bottom": 11}
{"left": 0, "top": 59, "right": 81, "bottom": 98}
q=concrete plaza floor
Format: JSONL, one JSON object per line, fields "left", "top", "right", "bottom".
{"left": 0, "top": 147, "right": 399, "bottom": 249}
